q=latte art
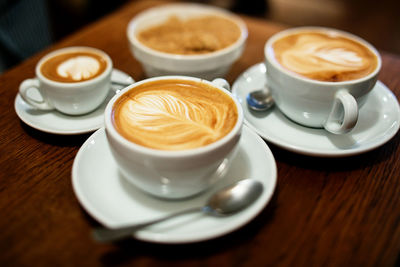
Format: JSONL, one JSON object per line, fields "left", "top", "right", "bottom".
{"left": 40, "top": 51, "right": 107, "bottom": 83}
{"left": 113, "top": 80, "right": 238, "bottom": 150}
{"left": 57, "top": 56, "right": 100, "bottom": 81}
{"left": 272, "top": 32, "right": 378, "bottom": 82}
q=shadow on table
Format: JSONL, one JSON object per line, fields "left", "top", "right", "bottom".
{"left": 20, "top": 121, "right": 92, "bottom": 147}
{"left": 268, "top": 134, "right": 399, "bottom": 173}
{"left": 95, "top": 193, "right": 278, "bottom": 264}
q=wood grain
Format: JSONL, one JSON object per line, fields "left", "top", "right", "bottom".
{"left": 0, "top": 0, "right": 399, "bottom": 266}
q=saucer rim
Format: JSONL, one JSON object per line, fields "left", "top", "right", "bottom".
{"left": 72, "top": 126, "right": 277, "bottom": 244}
{"left": 232, "top": 62, "right": 400, "bottom": 157}
{"left": 14, "top": 69, "right": 133, "bottom": 135}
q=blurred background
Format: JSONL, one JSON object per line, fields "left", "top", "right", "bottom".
{"left": 0, "top": 0, "right": 399, "bottom": 73}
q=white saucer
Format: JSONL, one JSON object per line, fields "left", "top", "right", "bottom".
{"left": 14, "top": 69, "right": 134, "bottom": 135}
{"left": 232, "top": 63, "right": 400, "bottom": 157}
{"left": 72, "top": 126, "right": 277, "bottom": 244}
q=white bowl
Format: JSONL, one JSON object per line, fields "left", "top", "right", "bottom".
{"left": 126, "top": 3, "right": 248, "bottom": 80}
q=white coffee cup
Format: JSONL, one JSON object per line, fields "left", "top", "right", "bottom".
{"left": 19, "top": 46, "right": 113, "bottom": 115}
{"left": 264, "top": 27, "right": 381, "bottom": 134}
{"left": 104, "top": 76, "right": 243, "bottom": 199}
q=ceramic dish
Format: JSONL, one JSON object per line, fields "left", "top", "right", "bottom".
{"left": 127, "top": 3, "right": 248, "bottom": 80}
{"left": 15, "top": 69, "right": 133, "bottom": 135}
{"left": 232, "top": 63, "right": 400, "bottom": 157}
{"left": 72, "top": 126, "right": 277, "bottom": 244}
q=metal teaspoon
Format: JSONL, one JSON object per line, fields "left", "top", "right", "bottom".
{"left": 246, "top": 87, "right": 274, "bottom": 111}
{"left": 92, "top": 179, "right": 264, "bottom": 243}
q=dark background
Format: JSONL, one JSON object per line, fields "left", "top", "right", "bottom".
{"left": 0, "top": 0, "right": 399, "bottom": 73}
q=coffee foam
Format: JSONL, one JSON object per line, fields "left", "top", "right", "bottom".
{"left": 113, "top": 80, "right": 238, "bottom": 150}
{"left": 136, "top": 15, "right": 241, "bottom": 55}
{"left": 272, "top": 32, "right": 378, "bottom": 82}
{"left": 40, "top": 51, "right": 107, "bottom": 83}
{"left": 57, "top": 56, "right": 100, "bottom": 81}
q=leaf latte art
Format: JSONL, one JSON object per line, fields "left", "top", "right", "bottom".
{"left": 272, "top": 32, "right": 378, "bottom": 82}
{"left": 112, "top": 80, "right": 238, "bottom": 150}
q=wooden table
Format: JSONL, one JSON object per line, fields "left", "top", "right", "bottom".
{"left": 1, "top": 0, "right": 399, "bottom": 266}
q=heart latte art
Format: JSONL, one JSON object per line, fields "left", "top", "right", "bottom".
{"left": 112, "top": 80, "right": 238, "bottom": 150}
{"left": 271, "top": 31, "right": 378, "bottom": 82}
{"left": 40, "top": 51, "right": 108, "bottom": 83}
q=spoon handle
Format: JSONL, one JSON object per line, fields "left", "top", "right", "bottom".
{"left": 92, "top": 206, "right": 203, "bottom": 243}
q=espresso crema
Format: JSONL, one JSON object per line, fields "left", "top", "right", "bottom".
{"left": 40, "top": 51, "right": 107, "bottom": 83}
{"left": 271, "top": 31, "right": 378, "bottom": 82}
{"left": 112, "top": 80, "right": 238, "bottom": 150}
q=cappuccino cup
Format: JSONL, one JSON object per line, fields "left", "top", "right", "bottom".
{"left": 104, "top": 76, "right": 243, "bottom": 199}
{"left": 19, "top": 46, "right": 113, "bottom": 115}
{"left": 264, "top": 27, "right": 381, "bottom": 134}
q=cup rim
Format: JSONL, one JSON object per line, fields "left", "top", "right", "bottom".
{"left": 264, "top": 26, "right": 382, "bottom": 85}
{"left": 126, "top": 3, "right": 248, "bottom": 61}
{"left": 104, "top": 75, "right": 243, "bottom": 158}
{"left": 35, "top": 46, "right": 113, "bottom": 87}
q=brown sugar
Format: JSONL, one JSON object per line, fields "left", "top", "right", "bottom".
{"left": 136, "top": 15, "right": 241, "bottom": 55}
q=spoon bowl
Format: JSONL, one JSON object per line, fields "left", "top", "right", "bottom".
{"left": 92, "top": 179, "right": 263, "bottom": 242}
{"left": 206, "top": 179, "right": 263, "bottom": 215}
{"left": 246, "top": 88, "right": 274, "bottom": 111}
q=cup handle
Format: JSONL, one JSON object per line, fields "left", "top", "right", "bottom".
{"left": 19, "top": 79, "right": 54, "bottom": 110}
{"left": 324, "top": 90, "right": 358, "bottom": 134}
{"left": 212, "top": 78, "right": 230, "bottom": 91}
